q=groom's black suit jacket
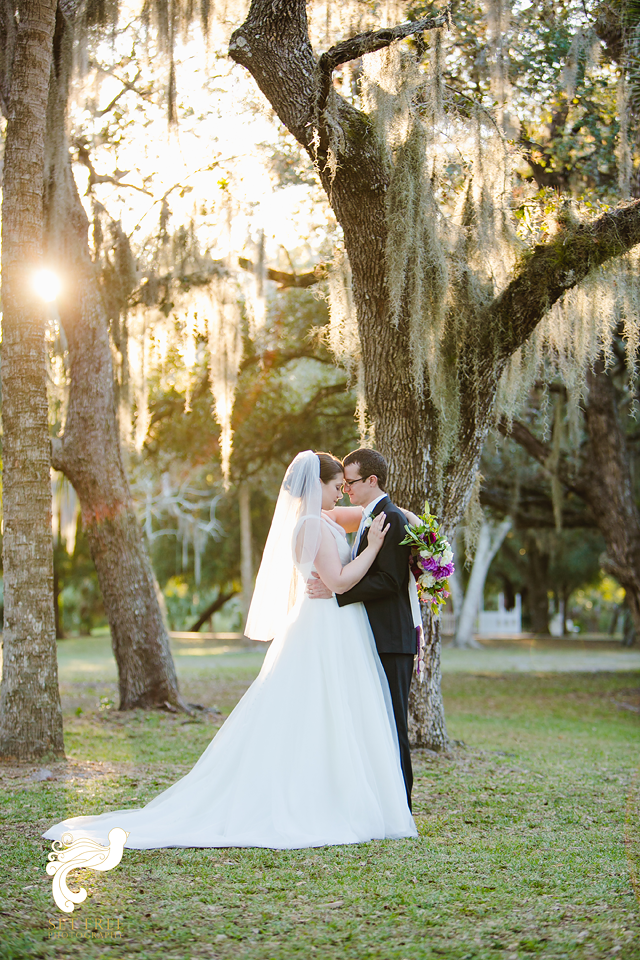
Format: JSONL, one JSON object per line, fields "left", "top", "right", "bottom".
{"left": 335, "top": 496, "right": 417, "bottom": 656}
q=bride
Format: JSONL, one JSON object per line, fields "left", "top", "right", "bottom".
{"left": 44, "top": 450, "right": 417, "bottom": 849}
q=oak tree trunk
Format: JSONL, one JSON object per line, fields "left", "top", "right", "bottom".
{"left": 523, "top": 535, "right": 551, "bottom": 634}
{"left": 230, "top": 2, "right": 450, "bottom": 749}
{"left": 583, "top": 359, "right": 640, "bottom": 641}
{"left": 0, "top": 0, "right": 64, "bottom": 759}
{"left": 46, "top": 11, "right": 186, "bottom": 711}
{"left": 408, "top": 614, "right": 447, "bottom": 750}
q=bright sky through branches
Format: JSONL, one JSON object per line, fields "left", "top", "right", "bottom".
{"left": 69, "top": 22, "right": 334, "bottom": 276}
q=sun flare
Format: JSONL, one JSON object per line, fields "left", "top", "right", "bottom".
{"left": 32, "top": 269, "right": 61, "bottom": 303}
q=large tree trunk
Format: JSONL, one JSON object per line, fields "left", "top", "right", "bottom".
{"left": 230, "top": 2, "right": 449, "bottom": 748}
{"left": 45, "top": 10, "right": 186, "bottom": 711}
{"left": 0, "top": 0, "right": 64, "bottom": 759}
{"left": 408, "top": 615, "right": 447, "bottom": 750}
{"left": 523, "top": 534, "right": 551, "bottom": 634}
{"left": 582, "top": 359, "right": 640, "bottom": 640}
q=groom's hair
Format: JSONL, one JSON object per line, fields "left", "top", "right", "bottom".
{"left": 343, "top": 448, "right": 388, "bottom": 491}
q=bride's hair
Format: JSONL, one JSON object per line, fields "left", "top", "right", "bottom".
{"left": 316, "top": 452, "right": 343, "bottom": 483}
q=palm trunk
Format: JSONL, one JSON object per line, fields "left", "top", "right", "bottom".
{"left": 46, "top": 13, "right": 186, "bottom": 711}
{"left": 0, "top": 0, "right": 64, "bottom": 759}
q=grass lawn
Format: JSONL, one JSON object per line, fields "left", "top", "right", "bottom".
{"left": 0, "top": 640, "right": 638, "bottom": 960}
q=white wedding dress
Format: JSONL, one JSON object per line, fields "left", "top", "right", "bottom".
{"left": 44, "top": 517, "right": 417, "bottom": 849}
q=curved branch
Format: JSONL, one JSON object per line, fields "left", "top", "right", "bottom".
{"left": 238, "top": 256, "right": 328, "bottom": 288}
{"left": 317, "top": 6, "right": 452, "bottom": 116}
{"left": 189, "top": 589, "right": 238, "bottom": 632}
{"left": 51, "top": 436, "right": 66, "bottom": 473}
{"left": 497, "top": 418, "right": 588, "bottom": 498}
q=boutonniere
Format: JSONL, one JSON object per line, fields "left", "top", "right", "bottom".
{"left": 363, "top": 516, "right": 373, "bottom": 530}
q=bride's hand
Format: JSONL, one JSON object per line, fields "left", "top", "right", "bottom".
{"left": 367, "top": 512, "right": 390, "bottom": 550}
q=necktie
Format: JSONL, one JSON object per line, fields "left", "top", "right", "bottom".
{"left": 352, "top": 513, "right": 367, "bottom": 560}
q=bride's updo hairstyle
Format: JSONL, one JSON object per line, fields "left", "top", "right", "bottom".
{"left": 316, "top": 452, "right": 343, "bottom": 483}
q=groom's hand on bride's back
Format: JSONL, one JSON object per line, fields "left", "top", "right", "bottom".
{"left": 306, "top": 572, "right": 334, "bottom": 600}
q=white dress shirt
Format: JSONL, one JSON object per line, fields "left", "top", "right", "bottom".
{"left": 351, "top": 494, "right": 388, "bottom": 560}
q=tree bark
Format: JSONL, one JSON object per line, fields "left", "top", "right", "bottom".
{"left": 523, "top": 535, "right": 551, "bottom": 634}
{"left": 45, "top": 9, "right": 187, "bottom": 712}
{"left": 0, "top": 0, "right": 64, "bottom": 759}
{"left": 582, "top": 359, "right": 640, "bottom": 640}
{"left": 408, "top": 615, "right": 447, "bottom": 751}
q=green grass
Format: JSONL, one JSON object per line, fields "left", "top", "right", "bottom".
{"left": 1, "top": 648, "right": 639, "bottom": 959}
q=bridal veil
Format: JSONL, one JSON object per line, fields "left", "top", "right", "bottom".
{"left": 244, "top": 450, "right": 322, "bottom": 642}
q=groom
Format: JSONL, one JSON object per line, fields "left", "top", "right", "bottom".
{"left": 307, "top": 448, "right": 416, "bottom": 810}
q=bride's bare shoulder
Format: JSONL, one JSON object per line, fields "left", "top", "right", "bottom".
{"left": 321, "top": 512, "right": 348, "bottom": 538}
{"left": 323, "top": 506, "right": 362, "bottom": 533}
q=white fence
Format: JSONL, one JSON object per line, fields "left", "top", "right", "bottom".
{"left": 440, "top": 593, "right": 522, "bottom": 637}
{"left": 477, "top": 593, "right": 522, "bottom": 635}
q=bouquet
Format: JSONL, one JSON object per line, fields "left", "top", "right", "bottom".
{"left": 400, "top": 502, "right": 454, "bottom": 614}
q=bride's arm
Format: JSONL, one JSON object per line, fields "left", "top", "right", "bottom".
{"left": 322, "top": 505, "right": 363, "bottom": 533}
{"left": 313, "top": 514, "right": 389, "bottom": 594}
{"left": 325, "top": 504, "right": 416, "bottom": 531}
{"left": 399, "top": 506, "right": 420, "bottom": 526}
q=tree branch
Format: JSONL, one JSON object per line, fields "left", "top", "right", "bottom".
{"left": 94, "top": 70, "right": 144, "bottom": 117}
{"left": 189, "top": 589, "right": 238, "bottom": 632}
{"left": 480, "top": 482, "right": 590, "bottom": 529}
{"left": 51, "top": 436, "right": 65, "bottom": 473}
{"left": 237, "top": 256, "right": 328, "bottom": 288}
{"left": 239, "top": 348, "right": 335, "bottom": 373}
{"left": 147, "top": 347, "right": 337, "bottom": 431}
{"left": 317, "top": 6, "right": 452, "bottom": 117}
{"left": 486, "top": 199, "right": 640, "bottom": 364}
{"left": 74, "top": 139, "right": 154, "bottom": 197}
{"left": 498, "top": 417, "right": 588, "bottom": 499}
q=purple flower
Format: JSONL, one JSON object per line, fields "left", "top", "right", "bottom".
{"left": 421, "top": 556, "right": 441, "bottom": 574}
{"left": 419, "top": 559, "right": 454, "bottom": 580}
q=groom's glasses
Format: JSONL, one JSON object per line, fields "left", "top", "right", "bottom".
{"left": 343, "top": 475, "right": 371, "bottom": 489}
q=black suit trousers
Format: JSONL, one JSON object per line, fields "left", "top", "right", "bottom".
{"left": 378, "top": 652, "right": 414, "bottom": 811}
